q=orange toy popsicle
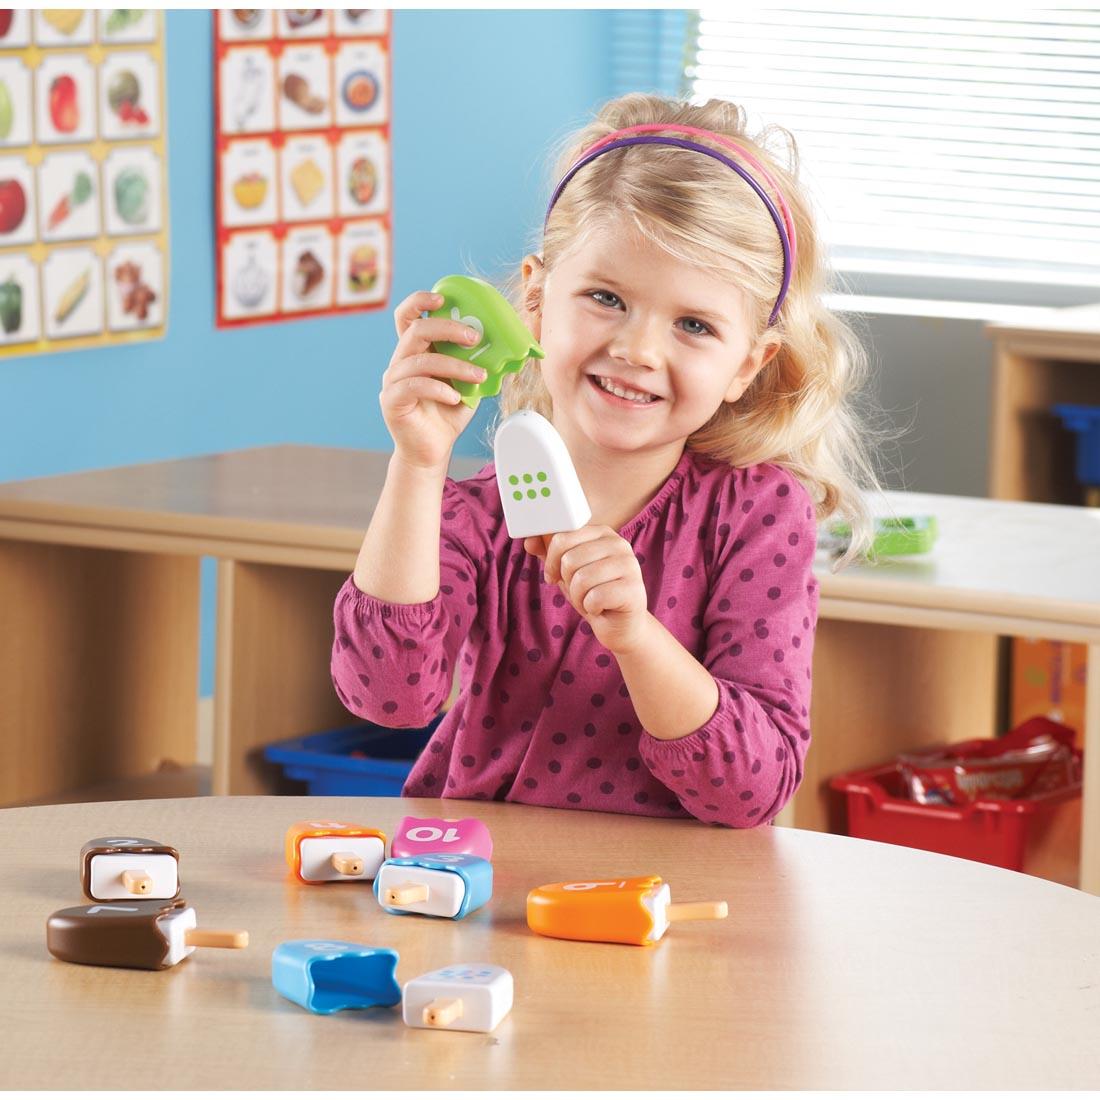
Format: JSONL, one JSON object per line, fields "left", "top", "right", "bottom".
{"left": 526, "top": 875, "right": 728, "bottom": 946}
{"left": 284, "top": 820, "right": 387, "bottom": 884}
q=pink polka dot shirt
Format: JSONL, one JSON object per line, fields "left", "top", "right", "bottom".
{"left": 332, "top": 448, "right": 819, "bottom": 828}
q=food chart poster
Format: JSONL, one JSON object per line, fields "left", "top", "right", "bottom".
{"left": 0, "top": 9, "right": 169, "bottom": 359}
{"left": 213, "top": 10, "right": 391, "bottom": 328}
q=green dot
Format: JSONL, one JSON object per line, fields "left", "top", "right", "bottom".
{"left": 513, "top": 491, "right": 523, "bottom": 501}
{"left": 537, "top": 471, "right": 547, "bottom": 482}
{"left": 541, "top": 487, "right": 551, "bottom": 497}
{"left": 527, "top": 489, "right": 536, "bottom": 499}
{"left": 508, "top": 475, "right": 519, "bottom": 485}
{"left": 522, "top": 473, "right": 533, "bottom": 484}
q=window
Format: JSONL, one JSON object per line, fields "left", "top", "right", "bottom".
{"left": 684, "top": 8, "right": 1100, "bottom": 305}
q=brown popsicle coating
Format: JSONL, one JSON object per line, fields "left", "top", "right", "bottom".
{"left": 47, "top": 898, "right": 188, "bottom": 970}
{"left": 80, "top": 837, "right": 180, "bottom": 900}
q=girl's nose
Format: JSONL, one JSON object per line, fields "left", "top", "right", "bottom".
{"left": 608, "top": 314, "right": 663, "bottom": 370}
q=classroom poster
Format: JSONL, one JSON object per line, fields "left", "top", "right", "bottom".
{"left": 213, "top": 10, "right": 392, "bottom": 327}
{"left": 0, "top": 9, "right": 169, "bottom": 358}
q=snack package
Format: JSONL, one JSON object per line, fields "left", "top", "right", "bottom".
{"left": 897, "top": 717, "right": 1081, "bottom": 806}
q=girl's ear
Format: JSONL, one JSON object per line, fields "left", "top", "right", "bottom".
{"left": 521, "top": 254, "right": 545, "bottom": 339}
{"left": 723, "top": 337, "right": 781, "bottom": 404}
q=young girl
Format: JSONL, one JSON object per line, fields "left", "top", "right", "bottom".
{"left": 332, "top": 94, "right": 878, "bottom": 828}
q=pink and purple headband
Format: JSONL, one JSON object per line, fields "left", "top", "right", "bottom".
{"left": 545, "top": 124, "right": 796, "bottom": 326}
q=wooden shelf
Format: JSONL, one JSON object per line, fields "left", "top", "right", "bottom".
{"left": 11, "top": 763, "right": 212, "bottom": 808}
{"left": 986, "top": 306, "right": 1100, "bottom": 505}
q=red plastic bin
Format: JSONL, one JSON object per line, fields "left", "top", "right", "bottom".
{"left": 829, "top": 759, "right": 1082, "bottom": 887}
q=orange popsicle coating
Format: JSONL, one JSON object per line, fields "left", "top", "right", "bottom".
{"left": 284, "top": 820, "right": 388, "bottom": 884}
{"left": 526, "top": 875, "right": 665, "bottom": 946}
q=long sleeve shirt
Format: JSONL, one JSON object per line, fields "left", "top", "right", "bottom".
{"left": 332, "top": 447, "right": 819, "bottom": 827}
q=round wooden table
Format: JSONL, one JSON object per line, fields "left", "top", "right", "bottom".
{"left": 4, "top": 796, "right": 1099, "bottom": 1089}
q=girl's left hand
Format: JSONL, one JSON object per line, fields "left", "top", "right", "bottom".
{"left": 524, "top": 527, "right": 651, "bottom": 655}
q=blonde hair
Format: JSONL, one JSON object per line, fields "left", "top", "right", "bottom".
{"left": 495, "top": 93, "right": 884, "bottom": 564}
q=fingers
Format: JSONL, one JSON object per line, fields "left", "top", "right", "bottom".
{"left": 580, "top": 577, "right": 639, "bottom": 618}
{"left": 551, "top": 539, "right": 612, "bottom": 589}
{"left": 385, "top": 293, "right": 487, "bottom": 416}
{"left": 383, "top": 350, "right": 488, "bottom": 391}
{"left": 523, "top": 535, "right": 549, "bottom": 560}
{"left": 382, "top": 374, "right": 467, "bottom": 414}
{"left": 393, "top": 300, "right": 481, "bottom": 357}
{"left": 530, "top": 526, "right": 647, "bottom": 635}
{"left": 393, "top": 290, "right": 443, "bottom": 337}
{"left": 402, "top": 315, "right": 482, "bottom": 353}
{"left": 561, "top": 555, "right": 628, "bottom": 606}
{"left": 543, "top": 527, "right": 618, "bottom": 586}
{"left": 547, "top": 530, "right": 645, "bottom": 621}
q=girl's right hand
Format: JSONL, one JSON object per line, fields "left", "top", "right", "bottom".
{"left": 380, "top": 290, "right": 487, "bottom": 472}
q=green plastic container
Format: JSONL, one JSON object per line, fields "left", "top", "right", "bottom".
{"left": 429, "top": 275, "right": 543, "bottom": 410}
{"left": 826, "top": 514, "right": 939, "bottom": 559}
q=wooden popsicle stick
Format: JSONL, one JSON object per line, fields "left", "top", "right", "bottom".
{"left": 331, "top": 852, "right": 365, "bottom": 876}
{"left": 385, "top": 882, "right": 429, "bottom": 906}
{"left": 184, "top": 928, "right": 249, "bottom": 949}
{"left": 423, "top": 998, "right": 463, "bottom": 1027}
{"left": 667, "top": 901, "right": 728, "bottom": 922}
{"left": 121, "top": 870, "right": 152, "bottom": 895}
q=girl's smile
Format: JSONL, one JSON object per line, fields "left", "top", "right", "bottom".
{"left": 587, "top": 373, "right": 663, "bottom": 406}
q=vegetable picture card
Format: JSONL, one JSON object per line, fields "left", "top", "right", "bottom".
{"left": 0, "top": 8, "right": 169, "bottom": 358}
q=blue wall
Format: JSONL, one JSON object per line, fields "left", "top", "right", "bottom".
{"left": 0, "top": 10, "right": 619, "bottom": 697}
{"left": 1, "top": 9, "right": 616, "bottom": 482}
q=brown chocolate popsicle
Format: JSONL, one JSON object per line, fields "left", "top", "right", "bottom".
{"left": 47, "top": 899, "right": 248, "bottom": 971}
{"left": 80, "top": 836, "right": 181, "bottom": 901}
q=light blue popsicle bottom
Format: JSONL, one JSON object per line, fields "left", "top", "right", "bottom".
{"left": 272, "top": 940, "right": 401, "bottom": 1015}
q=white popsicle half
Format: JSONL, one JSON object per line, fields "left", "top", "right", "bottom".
{"left": 375, "top": 864, "right": 464, "bottom": 918}
{"left": 494, "top": 411, "right": 590, "bottom": 538}
{"left": 89, "top": 853, "right": 178, "bottom": 900}
{"left": 402, "top": 964, "right": 513, "bottom": 1032}
{"left": 298, "top": 836, "right": 385, "bottom": 882}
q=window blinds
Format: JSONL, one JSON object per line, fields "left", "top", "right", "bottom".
{"left": 609, "top": 10, "right": 691, "bottom": 100}
{"left": 685, "top": 7, "right": 1100, "bottom": 286}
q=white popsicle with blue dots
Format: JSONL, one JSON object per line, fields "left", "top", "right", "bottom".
{"left": 402, "top": 963, "right": 513, "bottom": 1032}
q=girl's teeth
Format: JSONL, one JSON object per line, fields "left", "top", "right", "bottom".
{"left": 596, "top": 376, "right": 657, "bottom": 403}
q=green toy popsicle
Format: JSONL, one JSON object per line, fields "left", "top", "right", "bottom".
{"left": 429, "top": 275, "right": 544, "bottom": 410}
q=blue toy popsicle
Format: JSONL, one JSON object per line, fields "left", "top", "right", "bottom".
{"left": 374, "top": 854, "right": 493, "bottom": 919}
{"left": 271, "top": 940, "right": 401, "bottom": 1015}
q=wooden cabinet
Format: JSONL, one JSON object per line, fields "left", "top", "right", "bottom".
{"left": 2, "top": 449, "right": 1099, "bottom": 891}
{"left": 987, "top": 304, "right": 1100, "bottom": 505}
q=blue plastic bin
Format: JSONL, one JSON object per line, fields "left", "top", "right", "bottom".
{"left": 264, "top": 716, "right": 442, "bottom": 795}
{"left": 1053, "top": 404, "right": 1100, "bottom": 486}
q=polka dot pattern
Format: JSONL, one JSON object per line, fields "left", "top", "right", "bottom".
{"left": 331, "top": 453, "right": 817, "bottom": 829}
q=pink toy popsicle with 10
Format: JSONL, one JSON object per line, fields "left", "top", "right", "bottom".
{"left": 390, "top": 816, "right": 492, "bottom": 861}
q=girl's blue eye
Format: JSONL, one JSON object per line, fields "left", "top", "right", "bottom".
{"left": 590, "top": 290, "right": 622, "bottom": 308}
{"left": 680, "top": 317, "right": 713, "bottom": 337}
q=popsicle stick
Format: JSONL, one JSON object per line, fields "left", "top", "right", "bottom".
{"left": 385, "top": 883, "right": 429, "bottom": 906}
{"left": 667, "top": 901, "right": 728, "bottom": 922}
{"left": 331, "top": 852, "right": 365, "bottom": 876}
{"left": 184, "top": 928, "right": 250, "bottom": 949}
{"left": 121, "top": 870, "right": 152, "bottom": 895}
{"left": 423, "top": 998, "right": 463, "bottom": 1027}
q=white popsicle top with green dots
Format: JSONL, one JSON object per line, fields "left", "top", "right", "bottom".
{"left": 494, "top": 411, "right": 591, "bottom": 538}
